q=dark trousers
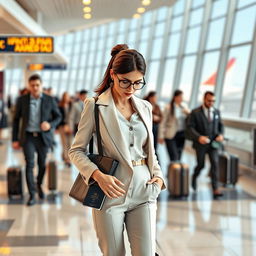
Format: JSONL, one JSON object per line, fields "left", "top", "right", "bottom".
{"left": 165, "top": 131, "right": 185, "bottom": 161}
{"left": 152, "top": 123, "right": 159, "bottom": 151}
{"left": 23, "top": 132, "right": 49, "bottom": 196}
{"left": 193, "top": 145, "right": 219, "bottom": 190}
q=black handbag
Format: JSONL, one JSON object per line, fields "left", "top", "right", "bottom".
{"left": 69, "top": 98, "right": 119, "bottom": 210}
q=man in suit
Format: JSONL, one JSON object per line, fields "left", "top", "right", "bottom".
{"left": 12, "top": 74, "right": 61, "bottom": 206}
{"left": 187, "top": 91, "right": 224, "bottom": 199}
{"left": 69, "top": 89, "right": 87, "bottom": 135}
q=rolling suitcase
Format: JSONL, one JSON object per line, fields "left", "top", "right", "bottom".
{"left": 168, "top": 163, "right": 189, "bottom": 197}
{"left": 7, "top": 166, "right": 23, "bottom": 199}
{"left": 48, "top": 160, "right": 57, "bottom": 191}
{"left": 218, "top": 152, "right": 239, "bottom": 186}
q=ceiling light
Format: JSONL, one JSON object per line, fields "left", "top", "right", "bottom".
{"left": 84, "top": 13, "right": 92, "bottom": 19}
{"left": 83, "top": 0, "right": 91, "bottom": 5}
{"left": 137, "top": 7, "right": 145, "bottom": 13}
{"left": 133, "top": 13, "right": 141, "bottom": 18}
{"left": 142, "top": 0, "right": 151, "bottom": 6}
{"left": 83, "top": 7, "right": 91, "bottom": 12}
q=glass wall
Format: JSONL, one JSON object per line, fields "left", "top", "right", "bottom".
{"left": 4, "top": 0, "right": 256, "bottom": 118}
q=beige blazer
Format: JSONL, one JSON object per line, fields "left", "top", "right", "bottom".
{"left": 69, "top": 88, "right": 166, "bottom": 202}
{"left": 159, "top": 103, "right": 189, "bottom": 140}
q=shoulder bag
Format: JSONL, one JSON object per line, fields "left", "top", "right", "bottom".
{"left": 69, "top": 97, "right": 119, "bottom": 210}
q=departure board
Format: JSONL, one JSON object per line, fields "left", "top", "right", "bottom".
{"left": 0, "top": 36, "right": 54, "bottom": 53}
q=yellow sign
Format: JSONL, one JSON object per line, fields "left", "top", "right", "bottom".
{"left": 28, "top": 64, "right": 44, "bottom": 70}
{"left": 0, "top": 36, "right": 54, "bottom": 53}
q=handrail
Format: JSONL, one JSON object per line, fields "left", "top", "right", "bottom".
{"left": 222, "top": 116, "right": 256, "bottom": 131}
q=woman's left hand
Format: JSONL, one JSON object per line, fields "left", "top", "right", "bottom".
{"left": 147, "top": 177, "right": 163, "bottom": 189}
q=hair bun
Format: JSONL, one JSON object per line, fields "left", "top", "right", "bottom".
{"left": 111, "top": 44, "right": 129, "bottom": 57}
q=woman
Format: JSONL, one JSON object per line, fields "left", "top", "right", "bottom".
{"left": 69, "top": 44, "right": 165, "bottom": 256}
{"left": 144, "top": 91, "right": 162, "bottom": 152}
{"left": 58, "top": 92, "right": 72, "bottom": 166}
{"left": 159, "top": 90, "right": 190, "bottom": 162}
{"left": 0, "top": 93, "right": 8, "bottom": 145}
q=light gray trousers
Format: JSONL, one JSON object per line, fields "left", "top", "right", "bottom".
{"left": 92, "top": 165, "right": 160, "bottom": 256}
{"left": 93, "top": 201, "right": 157, "bottom": 256}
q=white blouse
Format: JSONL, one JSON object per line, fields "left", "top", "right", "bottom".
{"left": 174, "top": 104, "right": 187, "bottom": 131}
{"left": 116, "top": 109, "right": 148, "bottom": 161}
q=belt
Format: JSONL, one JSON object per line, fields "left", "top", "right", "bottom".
{"left": 132, "top": 158, "right": 147, "bottom": 167}
{"left": 27, "top": 131, "right": 40, "bottom": 137}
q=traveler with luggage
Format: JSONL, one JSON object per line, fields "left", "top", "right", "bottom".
{"left": 58, "top": 92, "right": 73, "bottom": 167}
{"left": 144, "top": 91, "right": 162, "bottom": 152}
{"left": 186, "top": 91, "right": 224, "bottom": 199}
{"left": 69, "top": 89, "right": 88, "bottom": 136}
{"left": 158, "top": 89, "right": 190, "bottom": 161}
{"left": 12, "top": 74, "right": 61, "bottom": 206}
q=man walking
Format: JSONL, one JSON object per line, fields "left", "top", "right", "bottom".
{"left": 69, "top": 90, "right": 87, "bottom": 135}
{"left": 187, "top": 91, "right": 224, "bottom": 199}
{"left": 12, "top": 74, "right": 61, "bottom": 206}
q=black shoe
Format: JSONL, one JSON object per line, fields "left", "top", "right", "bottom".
{"left": 191, "top": 176, "right": 197, "bottom": 191}
{"left": 213, "top": 190, "right": 223, "bottom": 199}
{"left": 37, "top": 185, "right": 45, "bottom": 199}
{"left": 27, "top": 196, "right": 36, "bottom": 206}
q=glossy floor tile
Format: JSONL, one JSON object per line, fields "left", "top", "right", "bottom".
{"left": 0, "top": 130, "right": 256, "bottom": 256}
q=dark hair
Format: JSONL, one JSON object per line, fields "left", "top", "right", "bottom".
{"left": 204, "top": 91, "right": 215, "bottom": 99}
{"left": 28, "top": 74, "right": 42, "bottom": 83}
{"left": 79, "top": 90, "right": 88, "bottom": 95}
{"left": 95, "top": 44, "right": 146, "bottom": 95}
{"left": 170, "top": 89, "right": 183, "bottom": 116}
{"left": 59, "top": 92, "right": 70, "bottom": 107}
{"left": 144, "top": 91, "right": 156, "bottom": 102}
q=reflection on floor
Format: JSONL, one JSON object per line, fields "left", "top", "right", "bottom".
{"left": 0, "top": 131, "right": 256, "bottom": 256}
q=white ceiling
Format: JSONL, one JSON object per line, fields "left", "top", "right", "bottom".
{"left": 0, "top": 0, "right": 175, "bottom": 69}
{"left": 15, "top": 0, "right": 176, "bottom": 34}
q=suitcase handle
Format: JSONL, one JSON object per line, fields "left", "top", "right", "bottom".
{"left": 180, "top": 163, "right": 184, "bottom": 195}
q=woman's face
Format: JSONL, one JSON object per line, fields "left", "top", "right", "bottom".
{"left": 111, "top": 70, "right": 144, "bottom": 99}
{"left": 63, "top": 93, "right": 70, "bottom": 102}
{"left": 149, "top": 95, "right": 157, "bottom": 105}
{"left": 175, "top": 94, "right": 183, "bottom": 104}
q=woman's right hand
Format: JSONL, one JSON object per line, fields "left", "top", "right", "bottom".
{"left": 91, "top": 170, "right": 126, "bottom": 199}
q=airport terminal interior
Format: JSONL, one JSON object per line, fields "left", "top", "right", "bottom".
{"left": 0, "top": 0, "right": 256, "bottom": 255}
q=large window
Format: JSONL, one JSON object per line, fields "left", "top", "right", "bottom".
{"left": 251, "top": 91, "right": 256, "bottom": 118}
{"left": 185, "top": 26, "right": 201, "bottom": 54}
{"left": 170, "top": 16, "right": 183, "bottom": 32}
{"left": 211, "top": 0, "right": 228, "bottom": 19}
{"left": 238, "top": 0, "right": 256, "bottom": 8}
{"left": 173, "top": 0, "right": 185, "bottom": 16}
{"left": 161, "top": 59, "right": 177, "bottom": 99}
{"left": 206, "top": 18, "right": 225, "bottom": 50}
{"left": 189, "top": 8, "right": 204, "bottom": 26}
{"left": 179, "top": 55, "right": 197, "bottom": 104}
{"left": 221, "top": 46, "right": 251, "bottom": 117}
{"left": 232, "top": 6, "right": 256, "bottom": 44}
{"left": 151, "top": 37, "right": 164, "bottom": 59}
{"left": 146, "top": 61, "right": 160, "bottom": 92}
{"left": 198, "top": 51, "right": 220, "bottom": 104}
{"left": 154, "top": 22, "right": 166, "bottom": 37}
{"left": 167, "top": 33, "right": 181, "bottom": 57}
{"left": 4, "top": 0, "right": 256, "bottom": 122}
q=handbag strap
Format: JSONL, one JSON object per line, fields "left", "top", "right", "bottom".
{"left": 89, "top": 96, "right": 103, "bottom": 155}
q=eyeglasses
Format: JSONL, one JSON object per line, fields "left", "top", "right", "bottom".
{"left": 115, "top": 74, "right": 146, "bottom": 90}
